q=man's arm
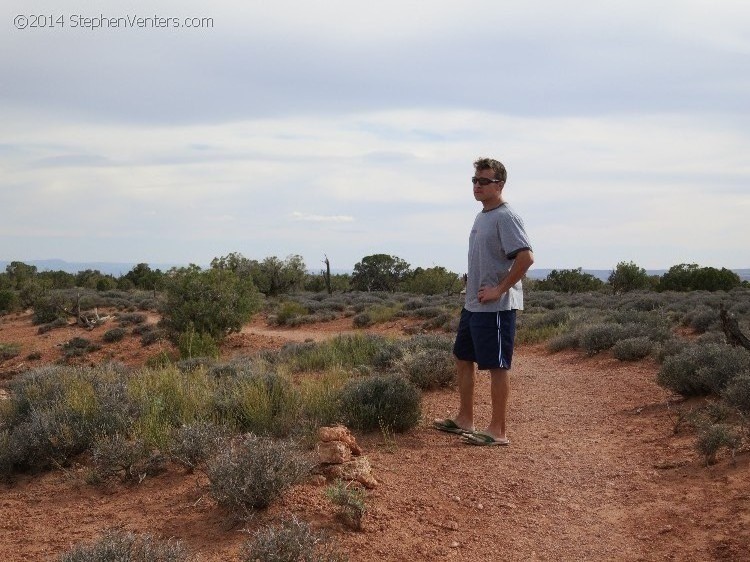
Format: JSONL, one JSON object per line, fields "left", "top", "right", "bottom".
{"left": 477, "top": 250, "right": 535, "bottom": 304}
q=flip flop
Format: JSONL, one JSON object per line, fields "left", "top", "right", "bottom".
{"left": 432, "top": 418, "right": 474, "bottom": 435}
{"left": 461, "top": 431, "right": 510, "bottom": 446}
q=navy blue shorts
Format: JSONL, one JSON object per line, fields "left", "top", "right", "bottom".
{"left": 452, "top": 308, "right": 517, "bottom": 370}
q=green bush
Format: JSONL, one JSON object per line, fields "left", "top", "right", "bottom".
{"left": 352, "top": 312, "right": 373, "bottom": 328}
{"left": 546, "top": 330, "right": 580, "bottom": 353}
{"left": 103, "top": 327, "right": 127, "bottom": 343}
{"left": 0, "top": 342, "right": 21, "bottom": 361}
{"left": 695, "top": 423, "right": 741, "bottom": 465}
{"left": 57, "top": 528, "right": 191, "bottom": 562}
{"left": 274, "top": 301, "right": 309, "bottom": 326}
{"left": 207, "top": 434, "right": 311, "bottom": 515}
{"left": 0, "top": 289, "right": 19, "bottom": 314}
{"left": 612, "top": 337, "right": 653, "bottom": 361}
{"left": 579, "top": 323, "right": 624, "bottom": 356}
{"left": 657, "top": 343, "right": 750, "bottom": 396}
{"left": 177, "top": 326, "right": 219, "bottom": 359}
{"left": 722, "top": 373, "right": 750, "bottom": 415}
{"left": 327, "top": 479, "right": 367, "bottom": 530}
{"left": 32, "top": 293, "right": 70, "bottom": 325}
{"left": 160, "top": 265, "right": 262, "bottom": 342}
{"left": 2, "top": 364, "right": 133, "bottom": 472}
{"left": 399, "top": 349, "right": 455, "bottom": 390}
{"left": 339, "top": 374, "right": 421, "bottom": 432}
{"left": 239, "top": 515, "right": 345, "bottom": 562}
{"left": 215, "top": 373, "right": 302, "bottom": 436}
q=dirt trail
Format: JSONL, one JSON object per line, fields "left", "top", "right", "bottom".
{"left": 0, "top": 315, "right": 748, "bottom": 561}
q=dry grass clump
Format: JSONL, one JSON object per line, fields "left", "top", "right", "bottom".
{"left": 57, "top": 528, "right": 191, "bottom": 562}
{"left": 239, "top": 515, "right": 346, "bottom": 562}
{"left": 207, "top": 434, "right": 311, "bottom": 515}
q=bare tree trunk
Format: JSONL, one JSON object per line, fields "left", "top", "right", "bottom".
{"left": 324, "top": 255, "right": 332, "bottom": 295}
{"left": 720, "top": 306, "right": 750, "bottom": 351}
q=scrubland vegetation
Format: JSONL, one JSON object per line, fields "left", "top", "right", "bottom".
{"left": 1, "top": 254, "right": 749, "bottom": 559}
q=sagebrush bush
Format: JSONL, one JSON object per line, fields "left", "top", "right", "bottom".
{"left": 117, "top": 312, "right": 147, "bottom": 326}
{"left": 657, "top": 343, "right": 750, "bottom": 396}
{"left": 399, "top": 349, "right": 455, "bottom": 390}
{"left": 339, "top": 374, "right": 421, "bottom": 432}
{"left": 102, "top": 327, "right": 127, "bottom": 343}
{"left": 352, "top": 312, "right": 373, "bottom": 328}
{"left": 546, "top": 330, "right": 580, "bottom": 353}
{"left": 612, "top": 337, "right": 653, "bottom": 361}
{"left": 579, "top": 323, "right": 623, "bottom": 356}
{"left": 3, "top": 364, "right": 134, "bottom": 472}
{"left": 91, "top": 433, "right": 163, "bottom": 482}
{"left": 695, "top": 423, "right": 741, "bottom": 465}
{"left": 169, "top": 420, "right": 228, "bottom": 470}
{"left": 239, "top": 515, "right": 345, "bottom": 562}
{"left": 207, "top": 434, "right": 311, "bottom": 515}
{"left": 274, "top": 301, "right": 309, "bottom": 326}
{"left": 722, "top": 373, "right": 750, "bottom": 415}
{"left": 57, "top": 528, "right": 191, "bottom": 562}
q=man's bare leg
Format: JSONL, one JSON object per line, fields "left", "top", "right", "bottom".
{"left": 453, "top": 358, "right": 476, "bottom": 430}
{"left": 486, "top": 367, "right": 510, "bottom": 439}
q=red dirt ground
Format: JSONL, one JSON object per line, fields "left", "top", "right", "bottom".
{"left": 1, "top": 311, "right": 748, "bottom": 561}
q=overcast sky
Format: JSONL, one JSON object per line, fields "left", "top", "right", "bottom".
{"left": 2, "top": 0, "right": 748, "bottom": 274}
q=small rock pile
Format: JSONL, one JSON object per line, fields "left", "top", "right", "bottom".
{"left": 316, "top": 425, "right": 377, "bottom": 489}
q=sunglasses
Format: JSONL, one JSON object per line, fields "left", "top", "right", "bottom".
{"left": 472, "top": 176, "right": 502, "bottom": 186}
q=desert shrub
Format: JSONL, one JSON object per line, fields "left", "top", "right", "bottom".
{"left": 654, "top": 337, "right": 688, "bottom": 362}
{"left": 128, "top": 366, "right": 215, "bottom": 448}
{"left": 352, "top": 312, "right": 373, "bottom": 328}
{"left": 177, "top": 326, "right": 219, "bottom": 359}
{"left": 695, "top": 423, "right": 741, "bottom": 465}
{"left": 215, "top": 372, "right": 301, "bottom": 436}
{"left": 175, "top": 356, "right": 215, "bottom": 373}
{"left": 657, "top": 343, "right": 750, "bottom": 396}
{"left": 90, "top": 433, "right": 164, "bottom": 482}
{"left": 0, "top": 342, "right": 21, "bottom": 361}
{"left": 612, "top": 337, "right": 653, "bottom": 361}
{"left": 722, "top": 373, "right": 750, "bottom": 415}
{"left": 62, "top": 337, "right": 100, "bottom": 357}
{"left": 207, "top": 434, "right": 311, "bottom": 515}
{"left": 546, "top": 330, "right": 580, "bottom": 353}
{"left": 57, "top": 528, "right": 191, "bottom": 562}
{"left": 169, "top": 421, "right": 228, "bottom": 470}
{"left": 327, "top": 479, "right": 367, "bottom": 530}
{"left": 0, "top": 289, "right": 19, "bottom": 314}
{"left": 298, "top": 370, "right": 349, "bottom": 429}
{"left": 579, "top": 323, "right": 623, "bottom": 356}
{"left": 3, "top": 364, "right": 134, "bottom": 472}
{"left": 682, "top": 306, "right": 719, "bottom": 333}
{"left": 239, "top": 515, "right": 345, "bottom": 562}
{"left": 117, "top": 312, "right": 147, "bottom": 326}
{"left": 370, "top": 340, "right": 404, "bottom": 371}
{"left": 160, "top": 265, "right": 261, "bottom": 342}
{"left": 37, "top": 317, "right": 69, "bottom": 334}
{"left": 339, "top": 374, "right": 421, "bottom": 432}
{"left": 274, "top": 301, "right": 309, "bottom": 326}
{"left": 140, "top": 327, "right": 166, "bottom": 346}
{"left": 279, "top": 334, "right": 385, "bottom": 373}
{"left": 399, "top": 349, "right": 455, "bottom": 390}
{"left": 103, "top": 327, "right": 127, "bottom": 343}
{"left": 31, "top": 292, "right": 70, "bottom": 325}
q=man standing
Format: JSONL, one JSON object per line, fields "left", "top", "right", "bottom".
{"left": 434, "top": 157, "right": 534, "bottom": 446}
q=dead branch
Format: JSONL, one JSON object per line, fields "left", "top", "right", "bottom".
{"left": 720, "top": 305, "right": 750, "bottom": 351}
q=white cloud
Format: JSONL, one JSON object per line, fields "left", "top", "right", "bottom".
{"left": 291, "top": 212, "right": 354, "bottom": 223}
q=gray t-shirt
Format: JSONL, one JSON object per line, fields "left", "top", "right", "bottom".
{"left": 464, "top": 203, "right": 532, "bottom": 312}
